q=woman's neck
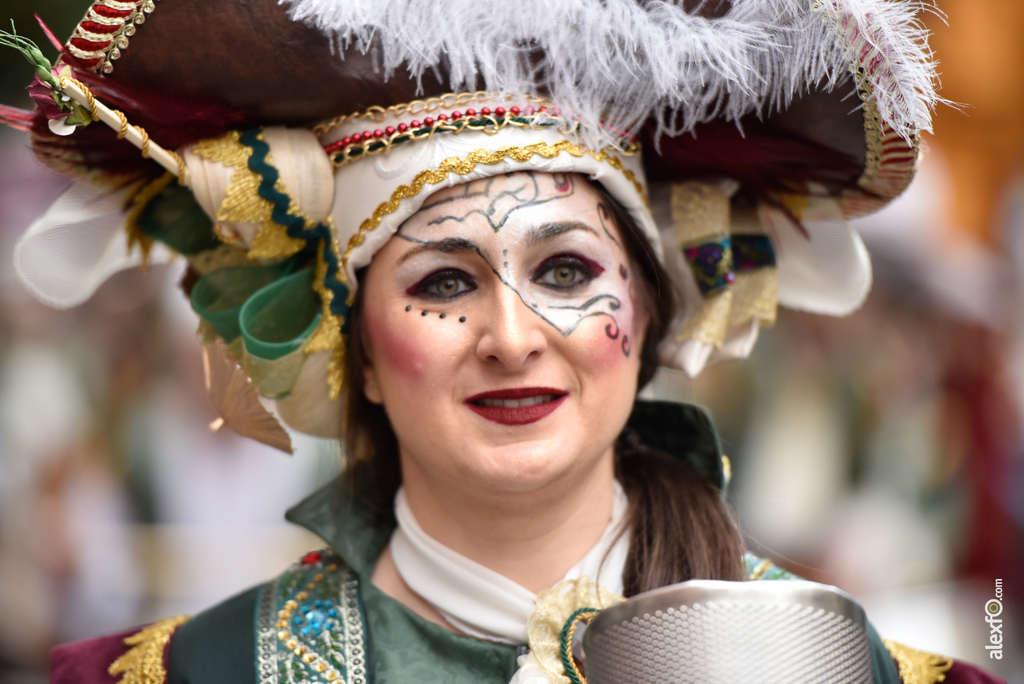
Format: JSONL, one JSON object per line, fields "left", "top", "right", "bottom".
{"left": 395, "top": 450, "right": 617, "bottom": 593}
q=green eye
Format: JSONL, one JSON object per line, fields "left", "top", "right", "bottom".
{"left": 554, "top": 266, "right": 577, "bottom": 284}
{"left": 412, "top": 270, "right": 476, "bottom": 300}
{"left": 534, "top": 256, "right": 598, "bottom": 290}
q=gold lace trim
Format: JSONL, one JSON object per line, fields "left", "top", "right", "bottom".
{"left": 730, "top": 267, "right": 778, "bottom": 326}
{"left": 676, "top": 290, "right": 732, "bottom": 347}
{"left": 341, "top": 140, "right": 646, "bottom": 272}
{"left": 673, "top": 274, "right": 776, "bottom": 348}
{"left": 671, "top": 182, "right": 731, "bottom": 244}
{"left": 527, "top": 577, "right": 624, "bottom": 684}
{"left": 108, "top": 615, "right": 190, "bottom": 684}
{"left": 883, "top": 640, "right": 954, "bottom": 684}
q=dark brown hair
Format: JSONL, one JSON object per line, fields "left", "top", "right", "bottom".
{"left": 344, "top": 178, "right": 743, "bottom": 595}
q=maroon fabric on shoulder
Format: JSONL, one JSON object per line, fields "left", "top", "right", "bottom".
{"left": 49, "top": 625, "right": 156, "bottom": 684}
{"left": 940, "top": 659, "right": 1009, "bottom": 684}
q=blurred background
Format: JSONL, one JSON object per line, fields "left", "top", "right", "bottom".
{"left": 0, "top": 1, "right": 1021, "bottom": 682}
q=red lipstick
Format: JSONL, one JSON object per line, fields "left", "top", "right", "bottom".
{"left": 465, "top": 387, "right": 568, "bottom": 425}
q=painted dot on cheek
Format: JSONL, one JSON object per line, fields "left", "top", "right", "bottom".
{"left": 405, "top": 305, "right": 412, "bottom": 312}
{"left": 459, "top": 316, "right": 467, "bottom": 323}
{"left": 421, "top": 311, "right": 428, "bottom": 316}
{"left": 439, "top": 313, "right": 446, "bottom": 319}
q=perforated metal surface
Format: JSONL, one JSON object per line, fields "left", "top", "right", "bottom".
{"left": 582, "top": 580, "right": 872, "bottom": 684}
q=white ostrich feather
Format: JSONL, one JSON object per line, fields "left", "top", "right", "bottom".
{"left": 281, "top": 0, "right": 939, "bottom": 149}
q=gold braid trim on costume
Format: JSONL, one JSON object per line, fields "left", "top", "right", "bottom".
{"left": 189, "top": 132, "right": 306, "bottom": 260}
{"left": 108, "top": 615, "right": 190, "bottom": 684}
{"left": 305, "top": 241, "right": 347, "bottom": 398}
{"left": 882, "top": 639, "right": 954, "bottom": 684}
{"left": 341, "top": 140, "right": 647, "bottom": 272}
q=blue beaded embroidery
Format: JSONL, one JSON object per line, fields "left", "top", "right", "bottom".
{"left": 256, "top": 550, "right": 367, "bottom": 684}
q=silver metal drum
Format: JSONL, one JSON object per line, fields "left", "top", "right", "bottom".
{"left": 581, "top": 580, "right": 872, "bottom": 684}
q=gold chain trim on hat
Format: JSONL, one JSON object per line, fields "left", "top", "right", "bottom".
{"left": 341, "top": 140, "right": 647, "bottom": 272}
{"left": 882, "top": 640, "right": 954, "bottom": 684}
{"left": 314, "top": 91, "right": 550, "bottom": 136}
{"left": 108, "top": 614, "right": 190, "bottom": 684}
{"left": 67, "top": 0, "right": 160, "bottom": 74}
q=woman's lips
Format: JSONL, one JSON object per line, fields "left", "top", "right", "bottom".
{"left": 465, "top": 387, "right": 568, "bottom": 425}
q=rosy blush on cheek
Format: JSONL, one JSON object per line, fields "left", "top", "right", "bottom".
{"left": 363, "top": 307, "right": 430, "bottom": 383}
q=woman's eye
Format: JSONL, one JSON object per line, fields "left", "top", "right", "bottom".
{"left": 410, "top": 270, "right": 476, "bottom": 300}
{"left": 534, "top": 255, "right": 600, "bottom": 290}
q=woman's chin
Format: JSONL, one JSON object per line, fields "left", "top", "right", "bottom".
{"left": 456, "top": 439, "right": 614, "bottom": 495}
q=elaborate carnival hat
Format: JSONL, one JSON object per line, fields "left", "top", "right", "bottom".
{"left": 1, "top": 0, "right": 939, "bottom": 450}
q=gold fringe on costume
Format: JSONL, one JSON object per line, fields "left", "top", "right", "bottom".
{"left": 108, "top": 615, "right": 191, "bottom": 684}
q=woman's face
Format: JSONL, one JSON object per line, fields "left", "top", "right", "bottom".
{"left": 359, "top": 172, "right": 647, "bottom": 493}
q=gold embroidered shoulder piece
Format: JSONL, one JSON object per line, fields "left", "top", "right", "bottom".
{"left": 108, "top": 615, "right": 191, "bottom": 684}
{"left": 883, "top": 639, "right": 954, "bottom": 684}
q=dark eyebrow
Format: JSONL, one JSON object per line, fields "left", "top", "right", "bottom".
{"left": 527, "top": 221, "right": 600, "bottom": 247}
{"left": 397, "top": 236, "right": 483, "bottom": 263}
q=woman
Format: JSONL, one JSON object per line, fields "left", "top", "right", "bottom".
{"left": 3, "top": 0, "right": 1002, "bottom": 682}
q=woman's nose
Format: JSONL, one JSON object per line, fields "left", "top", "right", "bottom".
{"left": 475, "top": 283, "right": 548, "bottom": 370}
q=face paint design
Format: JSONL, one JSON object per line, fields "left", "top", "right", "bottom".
{"left": 359, "top": 172, "right": 647, "bottom": 500}
{"left": 422, "top": 172, "right": 576, "bottom": 232}
{"left": 395, "top": 172, "right": 633, "bottom": 357}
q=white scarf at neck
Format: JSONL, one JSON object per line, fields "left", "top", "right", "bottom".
{"left": 390, "top": 481, "right": 629, "bottom": 644}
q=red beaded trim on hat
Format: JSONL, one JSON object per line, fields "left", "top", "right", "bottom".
{"left": 66, "top": 0, "right": 159, "bottom": 74}
{"left": 320, "top": 96, "right": 638, "bottom": 169}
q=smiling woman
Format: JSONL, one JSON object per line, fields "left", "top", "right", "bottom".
{"left": 346, "top": 173, "right": 742, "bottom": 628}
{"left": 3, "top": 0, "right": 1002, "bottom": 683}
